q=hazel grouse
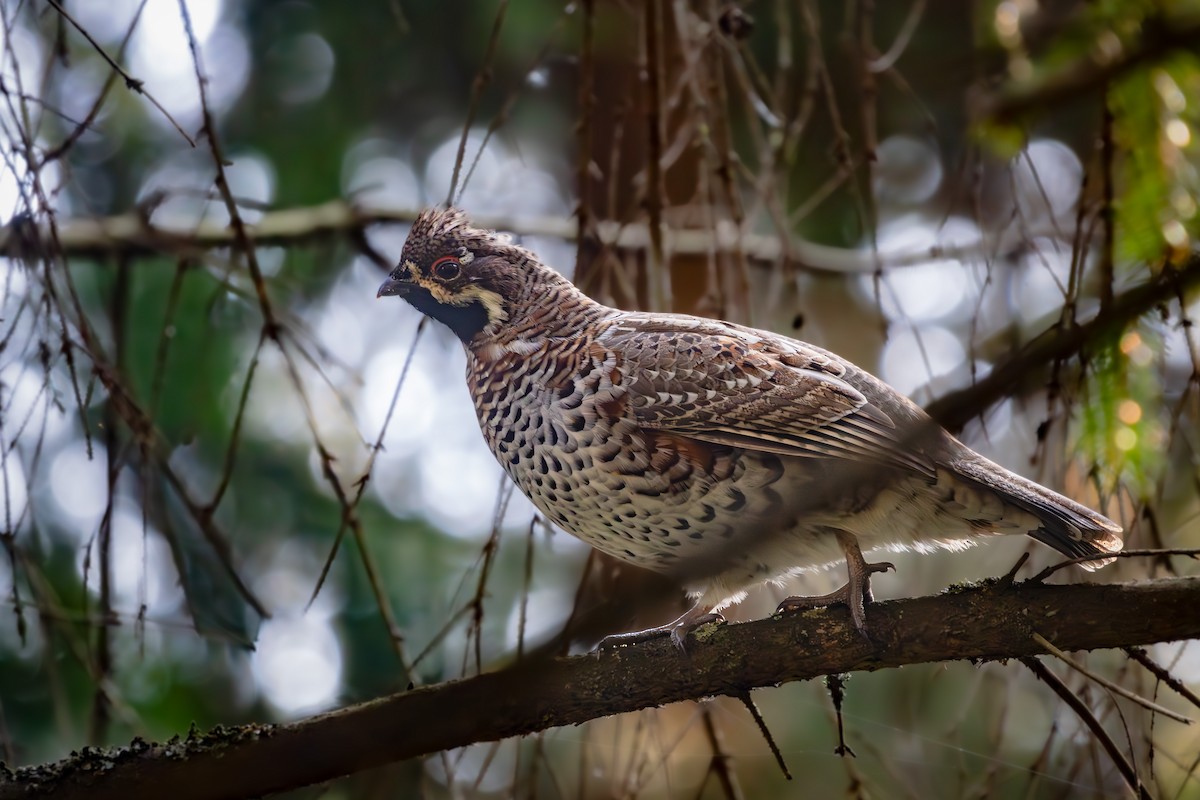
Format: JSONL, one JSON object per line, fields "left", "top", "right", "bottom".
{"left": 377, "top": 208, "right": 1123, "bottom": 648}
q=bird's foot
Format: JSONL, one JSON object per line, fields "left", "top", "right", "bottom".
{"left": 775, "top": 531, "right": 894, "bottom": 640}
{"left": 597, "top": 611, "right": 725, "bottom": 652}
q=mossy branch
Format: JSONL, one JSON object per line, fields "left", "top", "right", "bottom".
{"left": 3, "top": 576, "right": 1198, "bottom": 800}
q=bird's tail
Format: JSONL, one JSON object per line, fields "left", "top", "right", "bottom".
{"left": 953, "top": 455, "right": 1123, "bottom": 570}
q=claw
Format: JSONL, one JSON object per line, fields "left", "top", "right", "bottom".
{"left": 776, "top": 531, "right": 894, "bottom": 640}
{"left": 668, "top": 612, "right": 725, "bottom": 651}
{"left": 597, "top": 607, "right": 725, "bottom": 652}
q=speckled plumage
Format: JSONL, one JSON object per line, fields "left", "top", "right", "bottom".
{"left": 379, "top": 208, "right": 1123, "bottom": 642}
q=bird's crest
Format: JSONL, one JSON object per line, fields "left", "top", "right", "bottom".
{"left": 404, "top": 207, "right": 530, "bottom": 267}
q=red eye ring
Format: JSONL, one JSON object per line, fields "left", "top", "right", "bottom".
{"left": 431, "top": 256, "right": 461, "bottom": 280}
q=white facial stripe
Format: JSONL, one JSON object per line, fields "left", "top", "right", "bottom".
{"left": 424, "top": 282, "right": 508, "bottom": 324}
{"left": 456, "top": 285, "right": 507, "bottom": 323}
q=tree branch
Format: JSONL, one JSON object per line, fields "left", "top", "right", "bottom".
{"left": 3, "top": 576, "right": 1198, "bottom": 800}
{"left": 12, "top": 200, "right": 1198, "bottom": 436}
{"left": 927, "top": 256, "right": 1200, "bottom": 431}
{"left": 973, "top": 13, "right": 1200, "bottom": 124}
{"left": 0, "top": 199, "right": 1066, "bottom": 274}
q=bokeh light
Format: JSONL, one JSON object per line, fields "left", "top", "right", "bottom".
{"left": 48, "top": 443, "right": 109, "bottom": 539}
{"left": 1011, "top": 139, "right": 1082, "bottom": 222}
{"left": 880, "top": 325, "right": 968, "bottom": 399}
{"left": 267, "top": 32, "right": 336, "bottom": 106}
{"left": 252, "top": 616, "right": 343, "bottom": 716}
{"left": 77, "top": 500, "right": 184, "bottom": 614}
{"left": 873, "top": 135, "right": 943, "bottom": 206}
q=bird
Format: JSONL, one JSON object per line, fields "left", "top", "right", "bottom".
{"left": 377, "top": 207, "right": 1123, "bottom": 649}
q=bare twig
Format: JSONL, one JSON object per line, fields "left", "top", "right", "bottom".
{"left": 447, "top": 0, "right": 509, "bottom": 206}
{"left": 826, "top": 672, "right": 855, "bottom": 758}
{"left": 1123, "top": 647, "right": 1200, "bottom": 712}
{"left": 1022, "top": 657, "right": 1152, "bottom": 800}
{"left": 868, "top": 0, "right": 926, "bottom": 73}
{"left": 1028, "top": 548, "right": 1200, "bottom": 584}
{"left": 641, "top": 0, "right": 670, "bottom": 312}
{"left": 41, "top": 0, "right": 151, "bottom": 165}
{"left": 45, "top": 0, "right": 195, "bottom": 146}
{"left": 698, "top": 702, "right": 745, "bottom": 800}
{"left": 1032, "top": 632, "right": 1192, "bottom": 724}
{"left": 735, "top": 691, "right": 791, "bottom": 780}
{"left": 574, "top": 0, "right": 595, "bottom": 273}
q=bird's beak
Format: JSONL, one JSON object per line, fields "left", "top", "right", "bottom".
{"left": 377, "top": 274, "right": 410, "bottom": 299}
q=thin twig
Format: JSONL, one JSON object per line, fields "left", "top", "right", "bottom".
{"left": 447, "top": 0, "right": 509, "bottom": 206}
{"left": 825, "top": 673, "right": 855, "bottom": 758}
{"left": 735, "top": 691, "right": 792, "bottom": 780}
{"left": 867, "top": 0, "right": 926, "bottom": 73}
{"left": 1028, "top": 548, "right": 1200, "bottom": 584}
{"left": 699, "top": 702, "right": 745, "bottom": 800}
{"left": 1123, "top": 647, "right": 1200, "bottom": 713}
{"left": 1021, "top": 657, "right": 1153, "bottom": 800}
{"left": 641, "top": 0, "right": 670, "bottom": 312}
{"left": 1032, "top": 632, "right": 1192, "bottom": 725}
{"left": 45, "top": 0, "right": 195, "bottom": 146}
{"left": 574, "top": 0, "right": 595, "bottom": 274}
{"left": 306, "top": 317, "right": 426, "bottom": 620}
{"left": 41, "top": 0, "right": 152, "bottom": 164}
{"left": 516, "top": 515, "right": 539, "bottom": 661}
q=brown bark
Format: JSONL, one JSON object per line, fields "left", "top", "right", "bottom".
{"left": 3, "top": 576, "right": 1198, "bottom": 800}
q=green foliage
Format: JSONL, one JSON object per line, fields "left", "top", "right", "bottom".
{"left": 1110, "top": 62, "right": 1185, "bottom": 265}
{"left": 1077, "top": 327, "right": 1165, "bottom": 495}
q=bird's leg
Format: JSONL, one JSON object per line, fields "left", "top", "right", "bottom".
{"left": 597, "top": 602, "right": 725, "bottom": 652}
{"left": 775, "top": 530, "right": 894, "bottom": 637}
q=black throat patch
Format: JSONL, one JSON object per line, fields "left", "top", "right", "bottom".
{"left": 402, "top": 287, "right": 492, "bottom": 343}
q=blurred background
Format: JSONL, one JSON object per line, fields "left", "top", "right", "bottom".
{"left": 1, "top": 0, "right": 1199, "bottom": 797}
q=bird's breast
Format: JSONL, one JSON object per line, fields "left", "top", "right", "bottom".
{"left": 464, "top": 347, "right": 799, "bottom": 577}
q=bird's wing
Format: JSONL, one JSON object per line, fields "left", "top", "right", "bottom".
{"left": 599, "top": 314, "right": 935, "bottom": 477}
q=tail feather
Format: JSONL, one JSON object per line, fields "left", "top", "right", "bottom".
{"left": 953, "top": 456, "right": 1123, "bottom": 570}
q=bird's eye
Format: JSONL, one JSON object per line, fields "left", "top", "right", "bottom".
{"left": 432, "top": 257, "right": 461, "bottom": 281}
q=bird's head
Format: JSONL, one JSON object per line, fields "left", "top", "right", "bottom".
{"left": 377, "top": 207, "right": 566, "bottom": 344}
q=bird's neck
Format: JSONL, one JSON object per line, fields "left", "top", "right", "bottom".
{"left": 469, "top": 277, "right": 609, "bottom": 361}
